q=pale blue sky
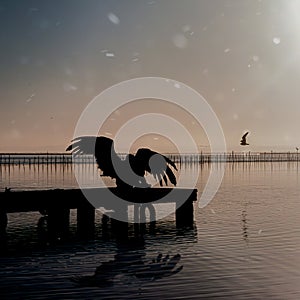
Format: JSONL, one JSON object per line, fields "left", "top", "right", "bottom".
{"left": 1, "top": 0, "right": 300, "bottom": 152}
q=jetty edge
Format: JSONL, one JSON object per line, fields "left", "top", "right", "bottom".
{"left": 0, "top": 187, "right": 198, "bottom": 237}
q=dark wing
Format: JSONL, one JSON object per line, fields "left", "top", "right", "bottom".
{"left": 241, "top": 132, "right": 249, "bottom": 140}
{"left": 240, "top": 132, "right": 249, "bottom": 144}
{"left": 134, "top": 148, "right": 177, "bottom": 186}
{"left": 66, "top": 136, "right": 120, "bottom": 179}
{"left": 242, "top": 131, "right": 249, "bottom": 139}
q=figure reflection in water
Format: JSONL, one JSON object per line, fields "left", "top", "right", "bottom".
{"left": 71, "top": 238, "right": 183, "bottom": 287}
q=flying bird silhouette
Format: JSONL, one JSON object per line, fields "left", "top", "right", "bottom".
{"left": 66, "top": 136, "right": 177, "bottom": 189}
{"left": 240, "top": 132, "right": 249, "bottom": 146}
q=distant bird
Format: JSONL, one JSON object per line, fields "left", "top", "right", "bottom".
{"left": 240, "top": 132, "right": 249, "bottom": 146}
{"left": 66, "top": 136, "right": 177, "bottom": 189}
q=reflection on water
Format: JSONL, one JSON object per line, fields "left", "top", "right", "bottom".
{"left": 0, "top": 161, "right": 300, "bottom": 299}
{"left": 72, "top": 239, "right": 183, "bottom": 288}
{"left": 241, "top": 203, "right": 249, "bottom": 245}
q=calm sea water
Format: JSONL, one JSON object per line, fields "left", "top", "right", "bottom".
{"left": 0, "top": 161, "right": 300, "bottom": 299}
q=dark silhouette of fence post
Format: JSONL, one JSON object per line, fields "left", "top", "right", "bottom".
{"left": 271, "top": 151, "right": 273, "bottom": 162}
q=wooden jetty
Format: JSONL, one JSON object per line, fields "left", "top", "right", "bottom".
{"left": 0, "top": 188, "right": 197, "bottom": 239}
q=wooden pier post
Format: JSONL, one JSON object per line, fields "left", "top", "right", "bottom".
{"left": 47, "top": 207, "right": 70, "bottom": 240}
{"left": 0, "top": 208, "right": 7, "bottom": 235}
{"left": 77, "top": 201, "right": 95, "bottom": 238}
{"left": 176, "top": 197, "right": 194, "bottom": 227}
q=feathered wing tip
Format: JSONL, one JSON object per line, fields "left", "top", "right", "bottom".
{"left": 155, "top": 154, "right": 177, "bottom": 186}
{"left": 66, "top": 136, "right": 119, "bottom": 179}
{"left": 65, "top": 136, "right": 98, "bottom": 156}
{"left": 165, "top": 166, "right": 177, "bottom": 185}
{"left": 135, "top": 148, "right": 178, "bottom": 186}
{"left": 163, "top": 155, "right": 178, "bottom": 171}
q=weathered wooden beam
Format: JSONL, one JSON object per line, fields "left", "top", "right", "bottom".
{"left": 0, "top": 188, "right": 197, "bottom": 213}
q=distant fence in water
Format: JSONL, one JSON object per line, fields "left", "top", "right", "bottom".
{"left": 0, "top": 151, "right": 300, "bottom": 165}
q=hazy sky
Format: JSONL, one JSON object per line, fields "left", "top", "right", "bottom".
{"left": 1, "top": 0, "right": 300, "bottom": 153}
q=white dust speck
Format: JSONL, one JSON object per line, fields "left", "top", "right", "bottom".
{"left": 132, "top": 52, "right": 140, "bottom": 62}
{"left": 105, "top": 52, "right": 115, "bottom": 58}
{"left": 210, "top": 208, "right": 216, "bottom": 214}
{"left": 108, "top": 13, "right": 120, "bottom": 25}
{"left": 26, "top": 93, "right": 35, "bottom": 103}
{"left": 101, "top": 49, "right": 108, "bottom": 53}
{"left": 252, "top": 55, "right": 259, "bottom": 62}
{"left": 63, "top": 83, "right": 78, "bottom": 92}
{"left": 224, "top": 48, "right": 231, "bottom": 53}
{"left": 273, "top": 37, "right": 281, "bottom": 45}
{"left": 258, "top": 229, "right": 262, "bottom": 234}
{"left": 233, "top": 113, "right": 239, "bottom": 120}
{"left": 174, "top": 83, "right": 181, "bottom": 89}
{"left": 232, "top": 88, "right": 236, "bottom": 92}
{"left": 173, "top": 34, "right": 188, "bottom": 49}
{"left": 247, "top": 64, "right": 251, "bottom": 68}
{"left": 182, "top": 25, "right": 194, "bottom": 36}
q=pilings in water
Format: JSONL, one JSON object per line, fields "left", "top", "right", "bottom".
{"left": 0, "top": 188, "right": 198, "bottom": 240}
{"left": 176, "top": 198, "right": 194, "bottom": 227}
{"left": 0, "top": 153, "right": 94, "bottom": 166}
{"left": 0, "top": 152, "right": 300, "bottom": 166}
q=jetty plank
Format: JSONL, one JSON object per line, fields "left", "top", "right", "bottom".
{"left": 0, "top": 188, "right": 197, "bottom": 213}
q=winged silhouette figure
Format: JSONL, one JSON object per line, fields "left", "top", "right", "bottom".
{"left": 240, "top": 132, "right": 249, "bottom": 146}
{"left": 66, "top": 136, "right": 177, "bottom": 189}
